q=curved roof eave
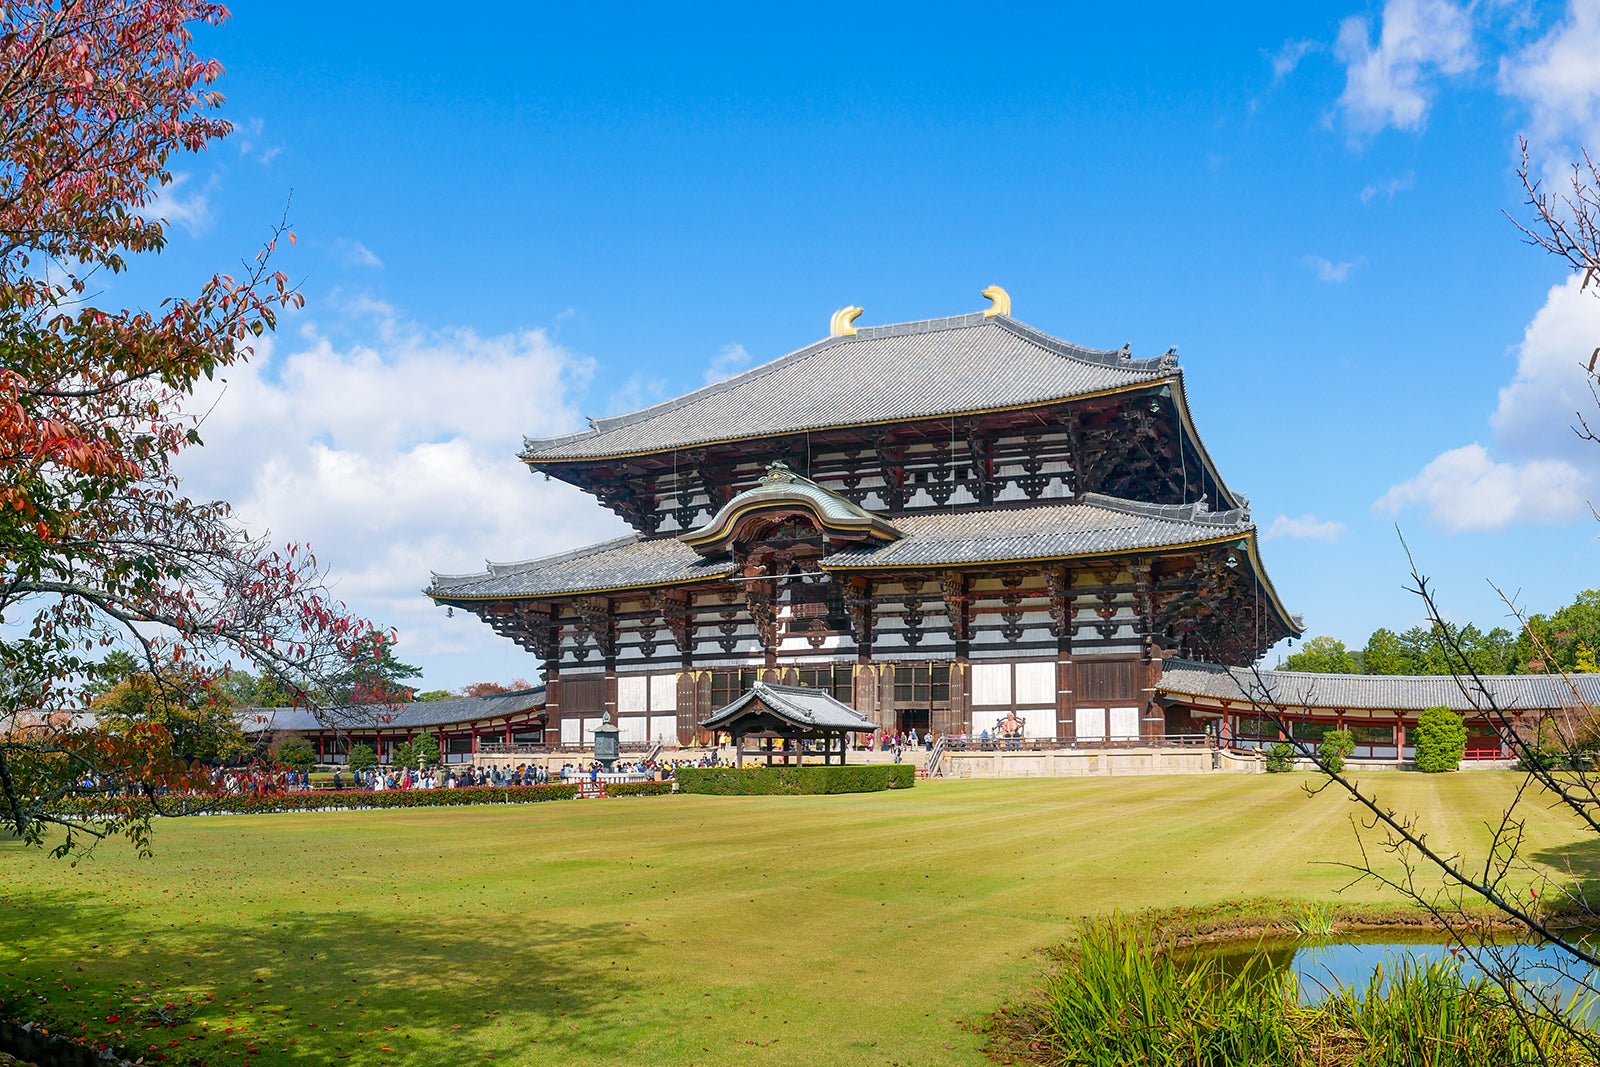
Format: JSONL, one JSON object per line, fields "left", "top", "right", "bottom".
{"left": 519, "top": 311, "right": 1170, "bottom": 465}
{"left": 521, "top": 380, "right": 1172, "bottom": 467}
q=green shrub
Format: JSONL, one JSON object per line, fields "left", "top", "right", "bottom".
{"left": 606, "top": 781, "right": 674, "bottom": 797}
{"left": 272, "top": 735, "right": 317, "bottom": 772}
{"left": 346, "top": 743, "right": 378, "bottom": 773}
{"left": 1413, "top": 706, "right": 1467, "bottom": 772}
{"left": 1264, "top": 741, "right": 1296, "bottom": 773}
{"left": 1318, "top": 729, "right": 1355, "bottom": 774}
{"left": 1516, "top": 746, "right": 1558, "bottom": 773}
{"left": 1030, "top": 918, "right": 1297, "bottom": 1064}
{"left": 675, "top": 764, "right": 908, "bottom": 795}
{"left": 393, "top": 732, "right": 441, "bottom": 770}
{"left": 1017, "top": 918, "right": 1588, "bottom": 1067}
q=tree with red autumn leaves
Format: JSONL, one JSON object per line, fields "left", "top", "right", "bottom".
{"left": 0, "top": 0, "right": 392, "bottom": 855}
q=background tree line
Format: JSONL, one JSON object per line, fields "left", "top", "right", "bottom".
{"left": 1275, "top": 588, "right": 1600, "bottom": 676}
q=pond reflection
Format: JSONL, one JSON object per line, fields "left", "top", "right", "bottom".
{"left": 1189, "top": 931, "right": 1600, "bottom": 1015}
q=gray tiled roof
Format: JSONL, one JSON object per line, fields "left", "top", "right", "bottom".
{"left": 428, "top": 536, "right": 735, "bottom": 600}
{"left": 700, "top": 681, "right": 878, "bottom": 731}
{"left": 428, "top": 498, "right": 1252, "bottom": 603}
{"left": 239, "top": 688, "right": 546, "bottom": 734}
{"left": 822, "top": 497, "right": 1251, "bottom": 570}
{"left": 522, "top": 313, "right": 1174, "bottom": 462}
{"left": 1157, "top": 658, "right": 1600, "bottom": 713}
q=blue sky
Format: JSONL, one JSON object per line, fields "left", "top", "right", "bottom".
{"left": 125, "top": 1, "right": 1600, "bottom": 688}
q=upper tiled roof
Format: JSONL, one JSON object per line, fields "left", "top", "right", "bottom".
{"left": 238, "top": 687, "right": 547, "bottom": 734}
{"left": 822, "top": 496, "right": 1251, "bottom": 570}
{"left": 428, "top": 496, "right": 1260, "bottom": 603}
{"left": 700, "top": 681, "right": 878, "bottom": 732}
{"left": 1158, "top": 658, "right": 1600, "bottom": 713}
{"left": 427, "top": 535, "right": 735, "bottom": 600}
{"left": 522, "top": 313, "right": 1176, "bottom": 462}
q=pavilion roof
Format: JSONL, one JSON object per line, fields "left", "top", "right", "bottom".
{"left": 1157, "top": 659, "right": 1600, "bottom": 714}
{"left": 521, "top": 312, "right": 1176, "bottom": 463}
{"left": 238, "top": 687, "right": 547, "bottom": 734}
{"left": 425, "top": 495, "right": 1260, "bottom": 602}
{"left": 700, "top": 682, "right": 877, "bottom": 732}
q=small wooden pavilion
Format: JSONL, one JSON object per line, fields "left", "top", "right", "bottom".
{"left": 700, "top": 682, "right": 877, "bottom": 767}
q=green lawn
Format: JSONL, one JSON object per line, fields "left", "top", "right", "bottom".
{"left": 0, "top": 773, "right": 1590, "bottom": 1067}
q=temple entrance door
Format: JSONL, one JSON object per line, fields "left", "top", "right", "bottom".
{"left": 897, "top": 709, "right": 930, "bottom": 736}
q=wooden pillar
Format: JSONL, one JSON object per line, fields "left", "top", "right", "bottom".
{"left": 1050, "top": 566, "right": 1074, "bottom": 745}
{"left": 545, "top": 675, "right": 563, "bottom": 747}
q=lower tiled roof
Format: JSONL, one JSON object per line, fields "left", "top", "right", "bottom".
{"left": 1158, "top": 658, "right": 1600, "bottom": 713}
{"left": 823, "top": 497, "right": 1247, "bottom": 570}
{"left": 239, "top": 688, "right": 546, "bottom": 734}
{"left": 429, "top": 496, "right": 1254, "bottom": 603}
{"left": 428, "top": 537, "right": 735, "bottom": 600}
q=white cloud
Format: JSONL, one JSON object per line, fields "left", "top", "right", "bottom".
{"left": 704, "top": 341, "right": 753, "bottom": 384}
{"left": 135, "top": 172, "right": 214, "bottom": 236}
{"left": 1304, "top": 254, "right": 1363, "bottom": 282}
{"left": 1499, "top": 1, "right": 1600, "bottom": 157}
{"left": 1377, "top": 274, "right": 1600, "bottom": 530}
{"left": 1333, "top": 0, "right": 1476, "bottom": 137}
{"left": 1489, "top": 273, "right": 1600, "bottom": 463}
{"left": 1271, "top": 39, "right": 1320, "bottom": 83}
{"left": 334, "top": 239, "right": 382, "bottom": 268}
{"left": 1264, "top": 514, "right": 1348, "bottom": 542}
{"left": 175, "top": 302, "right": 626, "bottom": 676}
{"left": 1374, "top": 444, "right": 1587, "bottom": 530}
{"left": 1360, "top": 171, "right": 1416, "bottom": 204}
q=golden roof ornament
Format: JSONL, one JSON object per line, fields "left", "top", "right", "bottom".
{"left": 981, "top": 285, "right": 1011, "bottom": 318}
{"left": 829, "top": 305, "right": 864, "bottom": 337}
{"left": 763, "top": 460, "right": 797, "bottom": 484}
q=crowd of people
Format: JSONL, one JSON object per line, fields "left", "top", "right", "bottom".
{"left": 223, "top": 752, "right": 738, "bottom": 793}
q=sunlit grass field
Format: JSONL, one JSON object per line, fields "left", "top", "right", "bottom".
{"left": 0, "top": 774, "right": 1588, "bottom": 1066}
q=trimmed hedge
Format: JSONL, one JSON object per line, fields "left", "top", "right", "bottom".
{"left": 607, "top": 781, "right": 675, "bottom": 797}
{"left": 676, "top": 764, "right": 914, "bottom": 795}
{"left": 43, "top": 782, "right": 684, "bottom": 819}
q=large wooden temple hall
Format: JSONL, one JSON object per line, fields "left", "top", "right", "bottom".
{"left": 426, "top": 287, "right": 1306, "bottom": 750}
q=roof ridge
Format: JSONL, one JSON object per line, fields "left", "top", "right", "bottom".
{"left": 989, "top": 315, "right": 1175, "bottom": 370}
{"left": 521, "top": 312, "right": 1166, "bottom": 459}
{"left": 1162, "top": 658, "right": 1588, "bottom": 685}
{"left": 238, "top": 686, "right": 549, "bottom": 720}
{"left": 1080, "top": 492, "right": 1251, "bottom": 527}
{"left": 430, "top": 534, "right": 643, "bottom": 584}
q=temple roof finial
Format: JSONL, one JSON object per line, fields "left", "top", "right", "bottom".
{"left": 981, "top": 285, "right": 1011, "bottom": 318}
{"left": 829, "top": 305, "right": 864, "bottom": 337}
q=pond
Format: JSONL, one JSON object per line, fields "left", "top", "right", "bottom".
{"left": 1191, "top": 931, "right": 1600, "bottom": 1015}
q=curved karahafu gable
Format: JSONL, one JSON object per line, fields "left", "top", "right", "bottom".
{"left": 681, "top": 462, "right": 903, "bottom": 558}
